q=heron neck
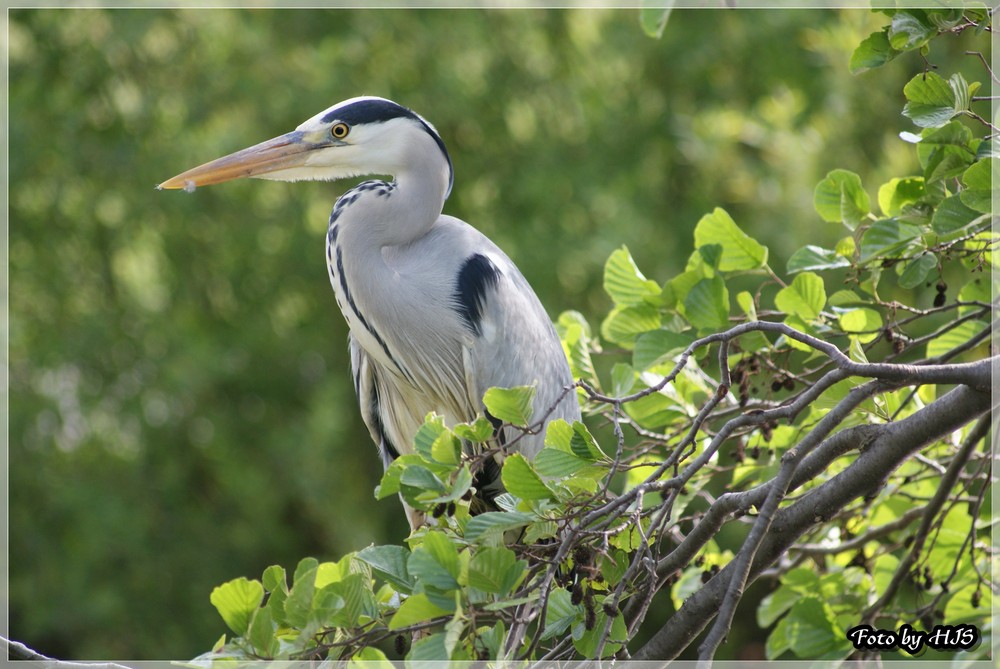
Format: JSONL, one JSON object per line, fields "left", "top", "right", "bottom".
{"left": 344, "top": 169, "right": 448, "bottom": 250}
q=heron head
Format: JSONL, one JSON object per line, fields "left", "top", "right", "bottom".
{"left": 159, "top": 96, "right": 453, "bottom": 197}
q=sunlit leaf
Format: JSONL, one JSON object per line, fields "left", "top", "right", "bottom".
{"left": 468, "top": 546, "right": 525, "bottom": 595}
{"left": 838, "top": 308, "right": 883, "bottom": 344}
{"left": 926, "top": 320, "right": 988, "bottom": 358}
{"left": 603, "top": 246, "right": 661, "bottom": 306}
{"left": 639, "top": 0, "right": 674, "bottom": 38}
{"left": 903, "top": 71, "right": 957, "bottom": 128}
{"left": 877, "top": 176, "right": 924, "bottom": 216}
{"left": 390, "top": 594, "right": 452, "bottom": 630}
{"left": 693, "top": 207, "right": 768, "bottom": 271}
{"left": 787, "top": 245, "right": 851, "bottom": 273}
{"left": 960, "top": 158, "right": 996, "bottom": 213}
{"left": 601, "top": 303, "right": 662, "bottom": 348}
{"left": 483, "top": 385, "right": 536, "bottom": 427}
{"left": 501, "top": 454, "right": 555, "bottom": 501}
{"left": 210, "top": 577, "right": 264, "bottom": 636}
{"left": 774, "top": 272, "right": 826, "bottom": 321}
{"left": 814, "top": 170, "right": 870, "bottom": 229}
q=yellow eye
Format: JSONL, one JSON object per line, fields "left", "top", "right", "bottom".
{"left": 331, "top": 122, "right": 350, "bottom": 139}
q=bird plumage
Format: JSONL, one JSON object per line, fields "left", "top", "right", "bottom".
{"left": 160, "top": 96, "right": 580, "bottom": 532}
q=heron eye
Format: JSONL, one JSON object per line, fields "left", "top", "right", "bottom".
{"left": 330, "top": 122, "right": 350, "bottom": 139}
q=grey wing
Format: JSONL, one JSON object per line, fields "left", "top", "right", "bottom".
{"left": 456, "top": 252, "right": 581, "bottom": 462}
{"left": 350, "top": 334, "right": 399, "bottom": 471}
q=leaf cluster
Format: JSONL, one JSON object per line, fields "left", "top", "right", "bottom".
{"left": 198, "top": 7, "right": 996, "bottom": 663}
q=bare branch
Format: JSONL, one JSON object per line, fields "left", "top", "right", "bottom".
{"left": 633, "top": 383, "right": 991, "bottom": 660}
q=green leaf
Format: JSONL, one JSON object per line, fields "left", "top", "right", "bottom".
{"left": 888, "top": 10, "right": 935, "bottom": 51}
{"left": 828, "top": 289, "right": 862, "bottom": 307}
{"left": 247, "top": 605, "right": 277, "bottom": 657}
{"left": 923, "top": 144, "right": 976, "bottom": 183}
{"left": 556, "top": 310, "right": 598, "bottom": 384}
{"left": 782, "top": 315, "right": 820, "bottom": 353}
{"left": 399, "top": 465, "right": 448, "bottom": 495}
{"left": 683, "top": 275, "right": 729, "bottom": 331}
{"left": 949, "top": 72, "right": 972, "bottom": 114}
{"left": 633, "top": 329, "right": 693, "bottom": 371}
{"left": 533, "top": 448, "right": 592, "bottom": 477}
{"left": 639, "top": 1, "right": 673, "bottom": 38}
{"left": 407, "top": 631, "right": 451, "bottom": 661}
{"left": 786, "top": 245, "right": 851, "bottom": 273}
{"left": 284, "top": 564, "right": 317, "bottom": 628}
{"left": 543, "top": 418, "right": 574, "bottom": 451}
{"left": 603, "top": 246, "right": 661, "bottom": 306}
{"left": 835, "top": 236, "right": 857, "bottom": 259}
{"left": 903, "top": 71, "right": 957, "bottom": 128}
{"left": 697, "top": 243, "right": 723, "bottom": 270}
{"left": 757, "top": 583, "right": 801, "bottom": 628}
{"left": 570, "top": 421, "right": 604, "bottom": 461}
{"left": 858, "top": 218, "right": 923, "bottom": 262}
{"left": 736, "top": 291, "right": 757, "bottom": 320}
{"left": 375, "top": 454, "right": 424, "bottom": 499}
{"left": 774, "top": 272, "right": 826, "bottom": 321}
{"left": 311, "top": 580, "right": 348, "bottom": 628}
{"left": 468, "top": 546, "right": 525, "bottom": 595}
{"left": 349, "top": 646, "right": 392, "bottom": 667}
{"left": 463, "top": 511, "right": 534, "bottom": 543}
{"left": 958, "top": 277, "right": 991, "bottom": 313}
{"left": 960, "top": 158, "right": 996, "bottom": 214}
{"left": 927, "top": 320, "right": 987, "bottom": 358}
{"left": 501, "top": 453, "right": 555, "bottom": 501}
{"left": 408, "top": 533, "right": 460, "bottom": 591}
{"left": 920, "top": 120, "right": 974, "bottom": 147}
{"left": 782, "top": 597, "right": 851, "bottom": 659}
{"left": 389, "top": 593, "right": 452, "bottom": 630}
{"left": 814, "top": 169, "right": 870, "bottom": 229}
{"left": 210, "top": 577, "right": 265, "bottom": 636}
{"left": 261, "top": 565, "right": 287, "bottom": 594}
{"left": 932, "top": 194, "right": 982, "bottom": 235}
{"left": 573, "top": 607, "right": 628, "bottom": 658}
{"left": 877, "top": 176, "right": 924, "bottom": 216}
{"left": 849, "top": 30, "right": 899, "bottom": 74}
{"left": 693, "top": 207, "right": 768, "bottom": 271}
{"left": 838, "top": 308, "right": 883, "bottom": 344}
{"left": 357, "top": 545, "right": 415, "bottom": 593}
{"left": 413, "top": 414, "right": 460, "bottom": 465}
{"left": 624, "top": 392, "right": 686, "bottom": 429}
{"left": 897, "top": 254, "right": 937, "bottom": 289}
{"left": 600, "top": 303, "right": 661, "bottom": 348}
{"left": 453, "top": 416, "right": 495, "bottom": 443}
{"left": 541, "top": 588, "right": 580, "bottom": 639}
{"left": 483, "top": 386, "right": 536, "bottom": 427}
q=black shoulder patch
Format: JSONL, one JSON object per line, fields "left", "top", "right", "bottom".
{"left": 454, "top": 254, "right": 501, "bottom": 336}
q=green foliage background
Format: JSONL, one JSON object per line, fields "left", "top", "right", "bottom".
{"left": 8, "top": 7, "right": 986, "bottom": 660}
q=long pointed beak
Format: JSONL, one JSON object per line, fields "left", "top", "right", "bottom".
{"left": 158, "top": 130, "right": 320, "bottom": 190}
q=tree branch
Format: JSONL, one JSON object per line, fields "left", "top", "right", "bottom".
{"left": 633, "top": 382, "right": 991, "bottom": 660}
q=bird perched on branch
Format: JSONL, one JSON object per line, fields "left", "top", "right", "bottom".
{"left": 160, "top": 96, "right": 580, "bottom": 530}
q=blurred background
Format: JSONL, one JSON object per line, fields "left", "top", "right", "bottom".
{"left": 8, "top": 6, "right": 983, "bottom": 660}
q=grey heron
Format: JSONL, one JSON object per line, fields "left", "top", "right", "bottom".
{"left": 159, "top": 96, "right": 581, "bottom": 531}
